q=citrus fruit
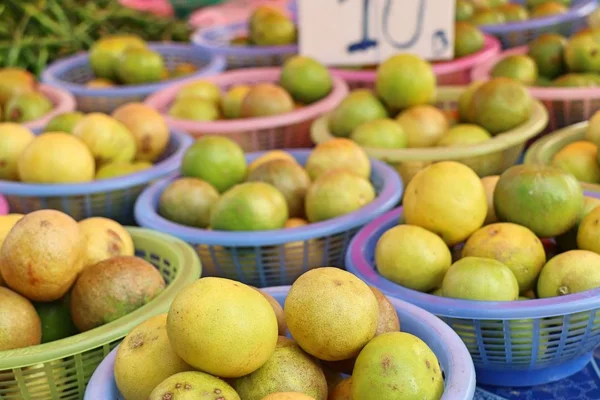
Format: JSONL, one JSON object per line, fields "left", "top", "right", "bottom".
{"left": 0, "top": 123, "right": 34, "bottom": 180}
{"left": 0, "top": 287, "right": 41, "bottom": 350}
{"left": 34, "top": 294, "right": 78, "bottom": 343}
{"left": 527, "top": 33, "right": 567, "bottom": 79}
{"left": 551, "top": 140, "right": 600, "bottom": 183}
{"left": 577, "top": 205, "right": 600, "bottom": 254}
{"left": 280, "top": 56, "right": 332, "bottom": 104}
{"left": 240, "top": 83, "right": 295, "bottom": 117}
{"left": 158, "top": 177, "right": 220, "bottom": 228}
{"left": 350, "top": 118, "right": 407, "bottom": 149}
{"left": 248, "top": 150, "right": 298, "bottom": 173}
{"left": 168, "top": 97, "right": 220, "bottom": 121}
{"left": 117, "top": 47, "right": 165, "bottom": 85}
{"left": 454, "top": 21, "right": 485, "bottom": 58}
{"left": 498, "top": 3, "right": 530, "bottom": 21}
{"left": 537, "top": 250, "right": 600, "bottom": 297}
{"left": 328, "top": 89, "right": 388, "bottom": 138}
{"left": 396, "top": 105, "right": 450, "bottom": 148}
{"left": 481, "top": 175, "right": 500, "bottom": 224}
{"left": 176, "top": 81, "right": 222, "bottom": 104}
{"left": 149, "top": 371, "right": 240, "bottom": 400}
{"left": 491, "top": 55, "right": 539, "bottom": 85}
{"left": 222, "top": 85, "right": 251, "bottom": 119}
{"left": 305, "top": 138, "right": 371, "bottom": 180}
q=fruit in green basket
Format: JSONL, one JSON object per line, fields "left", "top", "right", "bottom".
{"left": 285, "top": 267, "right": 379, "bottom": 361}
{"left": 375, "top": 224, "right": 452, "bottom": 292}
{"left": 230, "top": 336, "right": 328, "bottom": 400}
{"left": 249, "top": 150, "right": 298, "bottom": 173}
{"left": 494, "top": 164, "right": 584, "bottom": 237}
{"left": 586, "top": 109, "right": 600, "bottom": 145}
{"left": 89, "top": 35, "right": 147, "bottom": 81}
{"left": 176, "top": 81, "right": 222, "bottom": 104}
{"left": 328, "top": 89, "right": 389, "bottom": 138}
{"left": 491, "top": 55, "right": 539, "bottom": 85}
{"left": 462, "top": 223, "right": 546, "bottom": 293}
{"left": 112, "top": 103, "right": 170, "bottom": 162}
{"left": 86, "top": 78, "right": 116, "bottom": 88}
{"left": 305, "top": 138, "right": 371, "bottom": 180}
{"left": 280, "top": 56, "right": 333, "bottom": 104}
{"left": 149, "top": 371, "right": 240, "bottom": 400}
{"left": 329, "top": 378, "right": 352, "bottom": 400}
{"left": 552, "top": 141, "right": 600, "bottom": 183}
{"left": 564, "top": 33, "right": 600, "bottom": 74}
{"left": 18, "top": 132, "right": 95, "bottom": 183}
{"left": 118, "top": 47, "right": 165, "bottom": 85}
{"left": 0, "top": 286, "right": 41, "bottom": 350}
{"left": 454, "top": 22, "right": 485, "bottom": 58}
{"left": 458, "top": 80, "right": 485, "bottom": 123}
{"left": 240, "top": 83, "right": 295, "bottom": 117}
{"left": 528, "top": 34, "right": 567, "bottom": 79}
{"left": 34, "top": 294, "right": 78, "bottom": 343}
{"left": 469, "top": 77, "right": 533, "bottom": 135}
{"left": 181, "top": 136, "right": 247, "bottom": 193}
{"left": 577, "top": 206, "right": 600, "bottom": 254}
{"left": 43, "top": 111, "right": 84, "bottom": 134}
{"left": 352, "top": 332, "right": 444, "bottom": 400}
{"left": 531, "top": 2, "right": 569, "bottom": 18}
{"left": 437, "top": 123, "right": 492, "bottom": 146}
{"left": 73, "top": 113, "right": 136, "bottom": 167}
{"left": 481, "top": 175, "right": 500, "bottom": 224}
{"left": 375, "top": 54, "right": 436, "bottom": 112}
{"left": 470, "top": 9, "right": 506, "bottom": 26}
{"left": 158, "top": 177, "right": 220, "bottom": 228}
{"left": 442, "top": 257, "right": 520, "bottom": 301}
{"left": 222, "top": 84, "right": 251, "bottom": 119}
{"left": 78, "top": 217, "right": 135, "bottom": 272}
{"left": 254, "top": 287, "right": 287, "bottom": 336}
{"left": 70, "top": 256, "right": 165, "bottom": 332}
{"left": 115, "top": 314, "right": 194, "bottom": 400}
{"left": 250, "top": 8, "right": 297, "bottom": 46}
{"left": 263, "top": 394, "right": 316, "bottom": 400}
{"left": 0, "top": 210, "right": 84, "bottom": 302}
{"left": 0, "top": 123, "right": 34, "bottom": 180}
{"left": 247, "top": 159, "right": 311, "bottom": 219}
{"left": 95, "top": 161, "right": 152, "bottom": 179}
{"left": 498, "top": 3, "right": 530, "bottom": 22}
{"left": 211, "top": 182, "right": 288, "bottom": 231}
{"left": 403, "top": 161, "right": 487, "bottom": 246}
{"left": 556, "top": 196, "right": 600, "bottom": 251}
{"left": 4, "top": 91, "right": 53, "bottom": 123}
{"left": 537, "top": 250, "right": 600, "bottom": 297}
{"left": 396, "top": 105, "right": 450, "bottom": 148}
{"left": 169, "top": 97, "right": 221, "bottom": 121}
{"left": 305, "top": 170, "right": 375, "bottom": 223}
{"left": 456, "top": 0, "right": 475, "bottom": 21}
{"left": 350, "top": 118, "right": 407, "bottom": 149}
{"left": 167, "top": 277, "right": 279, "bottom": 377}
{"left": 0, "top": 68, "right": 36, "bottom": 106}
{"left": 536, "top": 76, "right": 553, "bottom": 86}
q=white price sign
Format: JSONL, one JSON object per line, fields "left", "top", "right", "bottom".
{"left": 297, "top": 0, "right": 456, "bottom": 66}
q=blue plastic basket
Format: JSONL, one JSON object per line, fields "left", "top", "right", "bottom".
{"left": 191, "top": 21, "right": 298, "bottom": 69}
{"left": 135, "top": 149, "right": 403, "bottom": 287}
{"left": 41, "top": 43, "right": 226, "bottom": 114}
{"left": 346, "top": 191, "right": 600, "bottom": 388}
{"left": 480, "top": 0, "right": 597, "bottom": 48}
{"left": 84, "top": 285, "right": 476, "bottom": 400}
{"left": 0, "top": 130, "right": 193, "bottom": 225}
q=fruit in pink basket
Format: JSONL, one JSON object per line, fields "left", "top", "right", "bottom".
{"left": 328, "top": 89, "right": 389, "bottom": 138}
{"left": 396, "top": 105, "right": 450, "bottom": 148}
{"left": 376, "top": 54, "right": 436, "bottom": 112}
{"left": 18, "top": 132, "right": 95, "bottom": 183}
{"left": 537, "top": 250, "right": 600, "bottom": 298}
{"left": 552, "top": 141, "right": 600, "bottom": 183}
{"left": 181, "top": 136, "right": 247, "bottom": 193}
{"left": 240, "top": 83, "right": 295, "bottom": 118}
{"left": 222, "top": 85, "right": 251, "bottom": 119}
{"left": 89, "top": 35, "right": 147, "bottom": 80}
{"left": 118, "top": 47, "right": 165, "bottom": 85}
{"left": 454, "top": 22, "right": 485, "bottom": 58}
{"left": 280, "top": 56, "right": 333, "bottom": 104}
{"left": 250, "top": 7, "right": 297, "bottom": 46}
{"left": 249, "top": 150, "right": 298, "bottom": 173}
{"left": 0, "top": 123, "right": 34, "bottom": 180}
{"left": 442, "top": 257, "right": 519, "bottom": 300}
{"left": 4, "top": 92, "right": 52, "bottom": 123}
{"left": 491, "top": 55, "right": 539, "bottom": 85}
{"left": 564, "top": 32, "right": 600, "bottom": 74}
{"left": 44, "top": 111, "right": 85, "bottom": 134}
{"left": 0, "top": 68, "right": 36, "bottom": 106}
{"left": 350, "top": 118, "right": 407, "bottom": 149}
{"left": 0, "top": 287, "right": 41, "bottom": 350}
{"left": 498, "top": 3, "right": 530, "bottom": 22}
{"left": 531, "top": 2, "right": 568, "bottom": 18}
{"left": 494, "top": 164, "right": 584, "bottom": 237}
{"left": 149, "top": 371, "right": 240, "bottom": 400}
{"left": 528, "top": 34, "right": 567, "bottom": 79}
{"left": 176, "top": 81, "right": 222, "bottom": 104}
{"left": 168, "top": 96, "right": 220, "bottom": 121}
{"left": 305, "top": 138, "right": 371, "bottom": 180}
{"left": 112, "top": 103, "right": 170, "bottom": 162}
{"left": 159, "top": 177, "right": 220, "bottom": 228}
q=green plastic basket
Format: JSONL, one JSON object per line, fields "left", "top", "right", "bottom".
{"left": 169, "top": 0, "right": 224, "bottom": 18}
{"left": 0, "top": 227, "right": 201, "bottom": 400}
{"left": 524, "top": 121, "right": 600, "bottom": 192}
{"left": 311, "top": 86, "right": 549, "bottom": 185}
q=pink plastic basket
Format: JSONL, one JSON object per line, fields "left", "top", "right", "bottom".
{"left": 144, "top": 67, "right": 349, "bottom": 151}
{"left": 119, "top": 0, "right": 174, "bottom": 16}
{"left": 0, "top": 196, "right": 8, "bottom": 216}
{"left": 471, "top": 45, "right": 600, "bottom": 133}
{"left": 21, "top": 84, "right": 76, "bottom": 131}
{"left": 331, "top": 35, "right": 501, "bottom": 90}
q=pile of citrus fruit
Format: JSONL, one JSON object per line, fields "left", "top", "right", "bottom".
{"left": 0, "top": 68, "right": 54, "bottom": 123}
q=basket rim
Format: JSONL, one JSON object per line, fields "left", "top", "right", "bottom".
{"left": 0, "top": 195, "right": 7, "bottom": 215}
{"left": 331, "top": 35, "right": 501, "bottom": 81}
{"left": 143, "top": 67, "right": 349, "bottom": 132}
{"left": 40, "top": 43, "right": 227, "bottom": 98}
{"left": 471, "top": 45, "right": 600, "bottom": 100}
{"left": 346, "top": 203, "right": 600, "bottom": 320}
{"left": 22, "top": 84, "right": 77, "bottom": 131}
{"left": 311, "top": 86, "right": 549, "bottom": 163}
{"left": 0, "top": 130, "right": 193, "bottom": 196}
{"left": 84, "top": 285, "right": 477, "bottom": 400}
{"left": 134, "top": 149, "right": 403, "bottom": 246}
{"left": 190, "top": 20, "right": 298, "bottom": 56}
{"left": 479, "top": 0, "right": 597, "bottom": 33}
{"left": 0, "top": 226, "right": 201, "bottom": 370}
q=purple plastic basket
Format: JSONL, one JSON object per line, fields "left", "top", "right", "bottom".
{"left": 347, "top": 193, "right": 600, "bottom": 388}
{"left": 21, "top": 84, "right": 76, "bottom": 131}
{"left": 84, "top": 285, "right": 476, "bottom": 400}
{"left": 191, "top": 21, "right": 298, "bottom": 68}
{"left": 41, "top": 43, "right": 226, "bottom": 114}
{"left": 478, "top": 0, "right": 597, "bottom": 48}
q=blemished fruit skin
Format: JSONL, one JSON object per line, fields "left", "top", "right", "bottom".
{"left": 78, "top": 217, "right": 135, "bottom": 271}
{"left": 4, "top": 92, "right": 53, "bottom": 123}
{"left": 240, "top": 83, "right": 295, "bottom": 118}
{"left": 149, "top": 371, "right": 240, "bottom": 400}
{"left": 0, "top": 286, "right": 42, "bottom": 351}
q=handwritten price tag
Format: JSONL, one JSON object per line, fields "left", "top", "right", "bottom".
{"left": 297, "top": 0, "right": 456, "bottom": 65}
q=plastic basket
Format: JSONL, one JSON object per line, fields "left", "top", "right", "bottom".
{"left": 191, "top": 21, "right": 298, "bottom": 68}
{"left": 134, "top": 149, "right": 403, "bottom": 288}
{"left": 472, "top": 46, "right": 600, "bottom": 134}
{"left": 170, "top": 0, "right": 225, "bottom": 18}
{"left": 0, "top": 227, "right": 201, "bottom": 400}
{"left": 0, "top": 130, "right": 193, "bottom": 225}
{"left": 84, "top": 285, "right": 476, "bottom": 400}
{"left": 21, "top": 84, "right": 76, "bottom": 131}
{"left": 346, "top": 200, "right": 600, "bottom": 387}
{"left": 41, "top": 43, "right": 226, "bottom": 114}
{"left": 331, "top": 35, "right": 502, "bottom": 90}
{"left": 478, "top": 0, "right": 597, "bottom": 48}
{"left": 144, "top": 68, "right": 349, "bottom": 151}
{"left": 311, "top": 86, "right": 549, "bottom": 185}
{"left": 0, "top": 195, "right": 8, "bottom": 215}
{"left": 119, "top": 0, "right": 174, "bottom": 16}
